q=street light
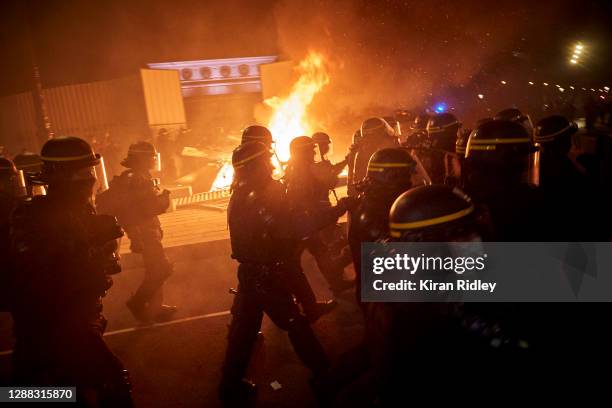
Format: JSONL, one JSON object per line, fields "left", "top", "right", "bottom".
{"left": 570, "top": 42, "right": 585, "bottom": 65}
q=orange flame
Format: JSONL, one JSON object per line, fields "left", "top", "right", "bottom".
{"left": 265, "top": 51, "right": 330, "bottom": 162}
{"left": 208, "top": 52, "right": 329, "bottom": 191}
{"left": 210, "top": 162, "right": 234, "bottom": 191}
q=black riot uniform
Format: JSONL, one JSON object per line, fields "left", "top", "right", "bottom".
{"left": 220, "top": 141, "right": 352, "bottom": 399}
{"left": 348, "top": 148, "right": 416, "bottom": 306}
{"left": 8, "top": 137, "right": 133, "bottom": 407}
{"left": 311, "top": 131, "right": 353, "bottom": 277}
{"left": 463, "top": 119, "right": 544, "bottom": 241}
{"left": 285, "top": 136, "right": 354, "bottom": 295}
{"left": 1, "top": 157, "right": 26, "bottom": 311}
{"left": 238, "top": 128, "right": 336, "bottom": 322}
{"left": 535, "top": 115, "right": 604, "bottom": 240}
{"left": 425, "top": 112, "right": 461, "bottom": 184}
{"left": 335, "top": 185, "right": 510, "bottom": 405}
{"left": 96, "top": 141, "right": 176, "bottom": 323}
{"left": 349, "top": 118, "right": 399, "bottom": 191}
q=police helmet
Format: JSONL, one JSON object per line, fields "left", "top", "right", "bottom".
{"left": 366, "top": 148, "right": 416, "bottom": 185}
{"left": 13, "top": 152, "right": 42, "bottom": 174}
{"left": 121, "top": 141, "right": 157, "bottom": 169}
{"left": 312, "top": 132, "right": 332, "bottom": 146}
{"left": 389, "top": 185, "right": 475, "bottom": 241}
{"left": 40, "top": 137, "right": 100, "bottom": 183}
{"left": 426, "top": 113, "right": 460, "bottom": 135}
{"left": 232, "top": 141, "right": 272, "bottom": 171}
{"left": 360, "top": 117, "right": 395, "bottom": 139}
{"left": 289, "top": 136, "right": 315, "bottom": 161}
{"left": 241, "top": 125, "right": 274, "bottom": 146}
{"left": 465, "top": 120, "right": 533, "bottom": 161}
{"left": 535, "top": 115, "right": 578, "bottom": 144}
{"left": 495, "top": 108, "right": 526, "bottom": 123}
{"left": 0, "top": 157, "right": 18, "bottom": 176}
{"left": 494, "top": 108, "right": 534, "bottom": 135}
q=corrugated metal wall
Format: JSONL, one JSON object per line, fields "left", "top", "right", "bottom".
{"left": 0, "top": 92, "right": 38, "bottom": 153}
{"left": 44, "top": 80, "right": 115, "bottom": 139}
{"left": 140, "top": 69, "right": 186, "bottom": 129}
{"left": 0, "top": 70, "right": 186, "bottom": 153}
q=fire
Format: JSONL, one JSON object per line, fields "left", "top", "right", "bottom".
{"left": 265, "top": 51, "right": 330, "bottom": 162}
{"left": 210, "top": 162, "right": 234, "bottom": 191}
{"left": 207, "top": 52, "right": 329, "bottom": 191}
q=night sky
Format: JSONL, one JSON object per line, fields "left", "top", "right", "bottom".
{"left": 0, "top": 0, "right": 610, "bottom": 104}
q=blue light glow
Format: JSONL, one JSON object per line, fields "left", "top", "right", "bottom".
{"left": 434, "top": 103, "right": 447, "bottom": 113}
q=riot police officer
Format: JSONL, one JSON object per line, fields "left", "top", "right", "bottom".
{"left": 535, "top": 115, "right": 603, "bottom": 240}
{"left": 8, "top": 136, "right": 133, "bottom": 407}
{"left": 403, "top": 113, "right": 430, "bottom": 147}
{"left": 463, "top": 119, "right": 544, "bottom": 241}
{"left": 535, "top": 115, "right": 580, "bottom": 189}
{"left": 97, "top": 141, "right": 176, "bottom": 323}
{"left": 425, "top": 112, "right": 461, "bottom": 184}
{"left": 312, "top": 131, "right": 349, "bottom": 173}
{"left": 348, "top": 148, "right": 416, "bottom": 306}
{"left": 220, "top": 141, "right": 353, "bottom": 399}
{"left": 336, "top": 185, "right": 502, "bottom": 405}
{"left": 285, "top": 136, "right": 354, "bottom": 295}
{"left": 1, "top": 157, "right": 26, "bottom": 311}
{"left": 349, "top": 118, "right": 399, "bottom": 192}
{"left": 451, "top": 118, "right": 492, "bottom": 189}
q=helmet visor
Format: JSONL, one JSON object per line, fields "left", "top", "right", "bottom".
{"left": 408, "top": 149, "right": 433, "bottom": 186}
{"left": 93, "top": 156, "right": 109, "bottom": 193}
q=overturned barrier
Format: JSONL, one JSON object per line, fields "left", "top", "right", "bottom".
{"left": 170, "top": 188, "right": 231, "bottom": 211}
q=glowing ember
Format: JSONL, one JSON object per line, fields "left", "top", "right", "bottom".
{"left": 265, "top": 51, "right": 330, "bottom": 162}
{"left": 210, "top": 162, "right": 234, "bottom": 190}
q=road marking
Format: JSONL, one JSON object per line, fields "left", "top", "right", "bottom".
{"left": 0, "top": 310, "right": 231, "bottom": 357}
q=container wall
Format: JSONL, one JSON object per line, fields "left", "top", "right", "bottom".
{"left": 0, "top": 92, "right": 38, "bottom": 154}
{"left": 140, "top": 69, "right": 186, "bottom": 131}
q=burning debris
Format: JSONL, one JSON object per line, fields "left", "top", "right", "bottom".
{"left": 209, "top": 51, "right": 330, "bottom": 190}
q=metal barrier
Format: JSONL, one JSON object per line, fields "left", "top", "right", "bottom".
{"left": 171, "top": 188, "right": 231, "bottom": 211}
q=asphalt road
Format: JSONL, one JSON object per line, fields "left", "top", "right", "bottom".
{"left": 0, "top": 238, "right": 363, "bottom": 408}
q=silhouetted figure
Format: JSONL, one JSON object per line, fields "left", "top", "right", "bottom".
{"left": 9, "top": 137, "right": 133, "bottom": 407}
{"left": 220, "top": 141, "right": 353, "bottom": 400}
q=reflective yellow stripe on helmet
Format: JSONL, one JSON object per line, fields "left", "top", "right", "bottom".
{"left": 368, "top": 162, "right": 413, "bottom": 168}
{"left": 428, "top": 121, "right": 459, "bottom": 133}
{"left": 390, "top": 205, "right": 474, "bottom": 231}
{"left": 15, "top": 163, "right": 41, "bottom": 169}
{"left": 535, "top": 124, "right": 572, "bottom": 142}
{"left": 40, "top": 153, "right": 96, "bottom": 162}
{"left": 233, "top": 150, "right": 268, "bottom": 169}
{"left": 468, "top": 145, "right": 496, "bottom": 151}
{"left": 470, "top": 138, "right": 531, "bottom": 144}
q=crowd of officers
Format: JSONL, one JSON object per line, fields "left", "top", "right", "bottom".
{"left": 1, "top": 137, "right": 176, "bottom": 406}
{"left": 0, "top": 104, "right": 610, "bottom": 406}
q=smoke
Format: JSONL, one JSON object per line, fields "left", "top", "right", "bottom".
{"left": 271, "top": 0, "right": 565, "bottom": 124}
